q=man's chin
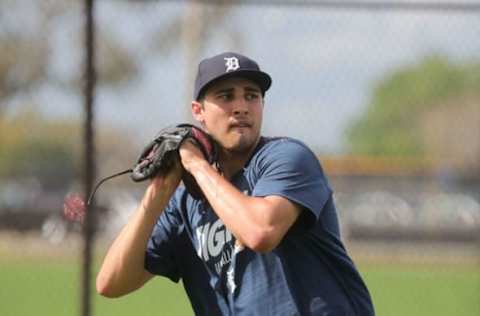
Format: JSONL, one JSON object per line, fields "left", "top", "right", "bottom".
{"left": 225, "top": 136, "right": 258, "bottom": 154}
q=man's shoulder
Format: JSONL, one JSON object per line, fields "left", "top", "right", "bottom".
{"left": 164, "top": 186, "right": 191, "bottom": 215}
{"left": 171, "top": 185, "right": 200, "bottom": 206}
{"left": 255, "top": 136, "right": 316, "bottom": 161}
{"left": 245, "top": 136, "right": 321, "bottom": 178}
{"left": 162, "top": 186, "right": 207, "bottom": 228}
{"left": 258, "top": 136, "right": 311, "bottom": 153}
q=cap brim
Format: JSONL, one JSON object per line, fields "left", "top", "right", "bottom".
{"left": 196, "top": 70, "right": 272, "bottom": 100}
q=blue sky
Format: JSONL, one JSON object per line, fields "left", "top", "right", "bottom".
{"left": 34, "top": 1, "right": 480, "bottom": 153}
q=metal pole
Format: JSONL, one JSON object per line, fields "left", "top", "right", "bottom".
{"left": 82, "top": 0, "right": 96, "bottom": 315}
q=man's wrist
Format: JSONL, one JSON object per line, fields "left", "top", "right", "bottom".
{"left": 188, "top": 159, "right": 211, "bottom": 178}
{"left": 140, "top": 172, "right": 180, "bottom": 216}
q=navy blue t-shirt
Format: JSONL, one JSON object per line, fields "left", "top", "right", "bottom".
{"left": 145, "top": 137, "right": 375, "bottom": 316}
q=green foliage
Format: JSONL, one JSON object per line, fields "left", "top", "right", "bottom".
{"left": 347, "top": 55, "right": 480, "bottom": 156}
{"left": 0, "top": 109, "right": 80, "bottom": 188}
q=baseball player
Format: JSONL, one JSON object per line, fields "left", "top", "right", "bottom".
{"left": 96, "top": 52, "right": 375, "bottom": 315}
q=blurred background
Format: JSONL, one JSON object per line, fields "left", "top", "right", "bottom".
{"left": 0, "top": 1, "right": 479, "bottom": 316}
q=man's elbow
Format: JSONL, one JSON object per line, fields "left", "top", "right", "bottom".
{"left": 96, "top": 280, "right": 115, "bottom": 298}
{"left": 245, "top": 227, "right": 282, "bottom": 253}
{"left": 96, "top": 275, "right": 123, "bottom": 298}
{"left": 96, "top": 270, "right": 152, "bottom": 298}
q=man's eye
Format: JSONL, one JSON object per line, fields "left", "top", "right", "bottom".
{"left": 218, "top": 94, "right": 232, "bottom": 101}
{"left": 246, "top": 93, "right": 259, "bottom": 101}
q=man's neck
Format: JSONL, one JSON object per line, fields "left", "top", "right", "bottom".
{"left": 219, "top": 138, "right": 261, "bottom": 179}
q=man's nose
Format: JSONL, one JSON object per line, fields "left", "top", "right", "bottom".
{"left": 233, "top": 98, "right": 249, "bottom": 115}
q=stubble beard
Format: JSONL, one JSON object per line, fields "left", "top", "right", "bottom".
{"left": 225, "top": 131, "right": 260, "bottom": 155}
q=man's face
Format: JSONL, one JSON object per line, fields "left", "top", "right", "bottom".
{"left": 192, "top": 77, "right": 264, "bottom": 154}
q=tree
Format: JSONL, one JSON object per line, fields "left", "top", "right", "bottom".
{"left": 346, "top": 55, "right": 480, "bottom": 163}
{"left": 0, "top": 109, "right": 79, "bottom": 189}
{"left": 0, "top": 107, "right": 137, "bottom": 189}
{"left": 0, "top": 0, "right": 138, "bottom": 115}
{"left": 0, "top": 0, "right": 139, "bottom": 186}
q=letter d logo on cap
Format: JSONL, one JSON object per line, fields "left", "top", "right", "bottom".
{"left": 224, "top": 57, "right": 240, "bottom": 72}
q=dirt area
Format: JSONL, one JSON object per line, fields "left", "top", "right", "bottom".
{"left": 1, "top": 230, "right": 479, "bottom": 266}
{"left": 346, "top": 240, "right": 480, "bottom": 266}
{"left": 0, "top": 231, "right": 105, "bottom": 262}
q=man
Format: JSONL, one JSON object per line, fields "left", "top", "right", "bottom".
{"left": 96, "top": 52, "right": 375, "bottom": 316}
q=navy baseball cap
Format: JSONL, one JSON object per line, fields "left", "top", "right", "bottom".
{"left": 193, "top": 52, "right": 272, "bottom": 101}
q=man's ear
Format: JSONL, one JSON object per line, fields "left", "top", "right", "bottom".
{"left": 191, "top": 101, "right": 204, "bottom": 123}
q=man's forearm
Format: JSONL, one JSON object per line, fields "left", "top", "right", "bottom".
{"left": 189, "top": 160, "right": 297, "bottom": 252}
{"left": 96, "top": 175, "right": 179, "bottom": 297}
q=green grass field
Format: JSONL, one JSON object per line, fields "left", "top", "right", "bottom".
{"left": 1, "top": 244, "right": 479, "bottom": 316}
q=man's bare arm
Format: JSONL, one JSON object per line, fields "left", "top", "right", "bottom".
{"left": 96, "top": 168, "right": 181, "bottom": 298}
{"left": 180, "top": 143, "right": 301, "bottom": 253}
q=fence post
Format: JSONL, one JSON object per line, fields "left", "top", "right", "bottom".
{"left": 82, "top": 0, "right": 96, "bottom": 315}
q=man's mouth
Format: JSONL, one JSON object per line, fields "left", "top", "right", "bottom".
{"left": 230, "top": 122, "right": 252, "bottom": 129}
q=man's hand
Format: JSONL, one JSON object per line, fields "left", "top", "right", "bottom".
{"left": 131, "top": 124, "right": 218, "bottom": 200}
{"left": 141, "top": 161, "right": 182, "bottom": 217}
{"left": 131, "top": 124, "right": 217, "bottom": 183}
{"left": 179, "top": 140, "right": 216, "bottom": 200}
{"left": 179, "top": 140, "right": 210, "bottom": 174}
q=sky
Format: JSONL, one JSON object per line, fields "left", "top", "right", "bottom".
{"left": 25, "top": 1, "right": 480, "bottom": 154}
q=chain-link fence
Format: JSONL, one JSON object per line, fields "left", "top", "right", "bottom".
{"left": 1, "top": 1, "right": 479, "bottom": 316}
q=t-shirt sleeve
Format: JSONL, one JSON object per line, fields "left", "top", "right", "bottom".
{"left": 252, "top": 139, "right": 332, "bottom": 228}
{"left": 144, "top": 193, "right": 183, "bottom": 282}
